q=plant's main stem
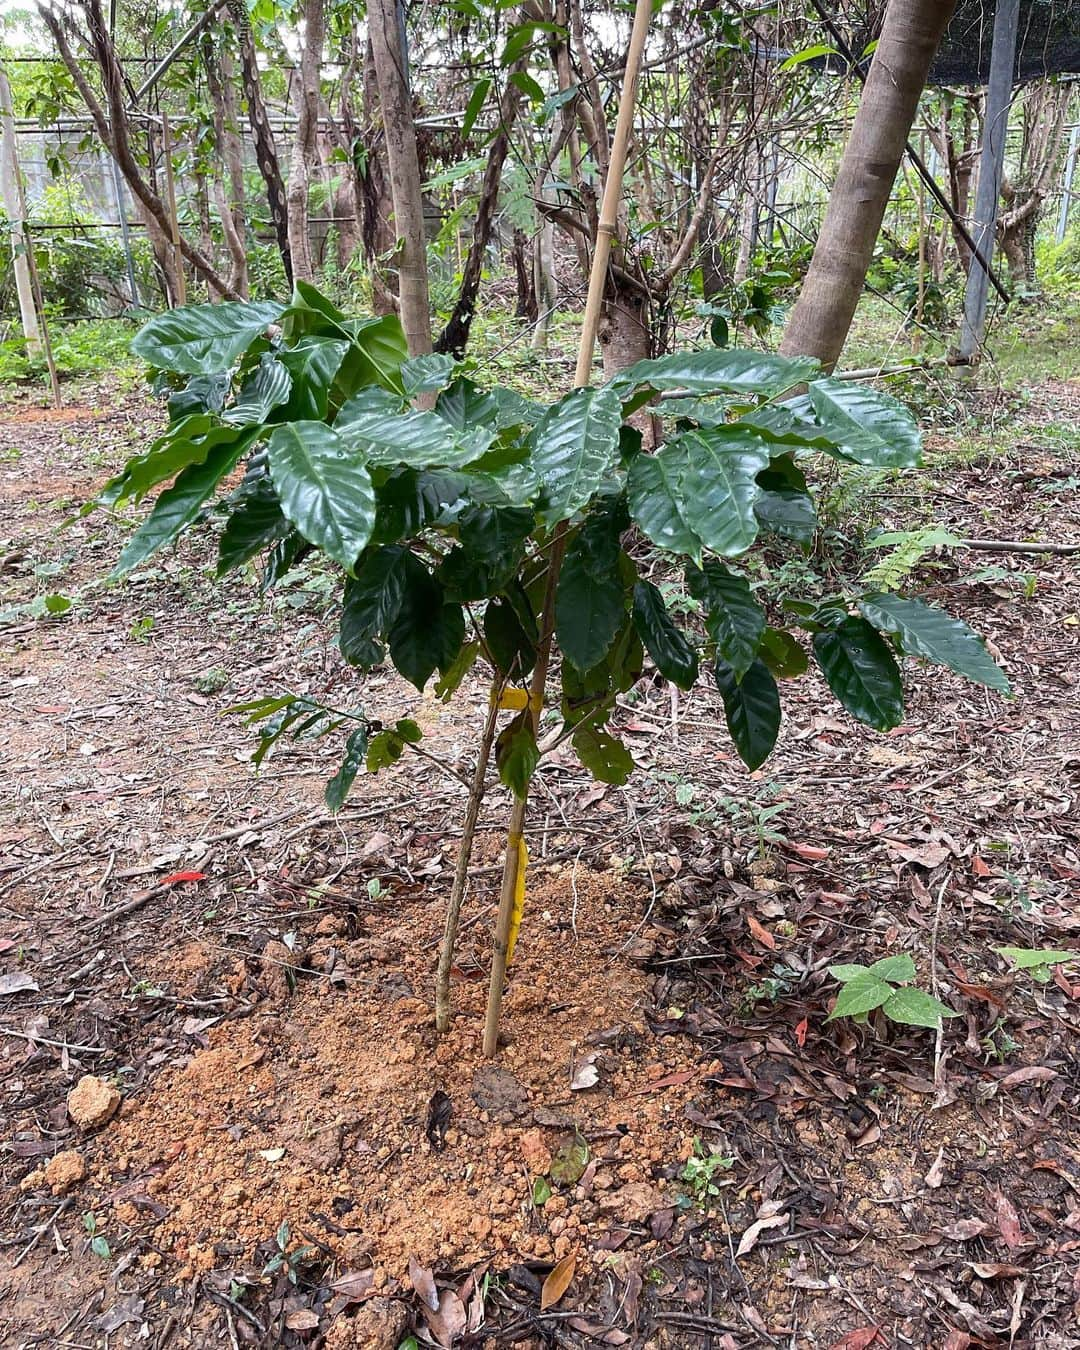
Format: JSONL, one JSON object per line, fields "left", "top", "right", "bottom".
{"left": 481, "top": 0, "right": 654, "bottom": 1058}
{"left": 434, "top": 689, "right": 502, "bottom": 1034}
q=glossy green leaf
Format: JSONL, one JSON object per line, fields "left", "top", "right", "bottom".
{"left": 556, "top": 538, "right": 626, "bottom": 673}
{"left": 131, "top": 300, "right": 284, "bottom": 374}
{"left": 332, "top": 315, "right": 409, "bottom": 397}
{"left": 168, "top": 371, "right": 229, "bottom": 419}
{"left": 714, "top": 657, "right": 781, "bottom": 770}
{"left": 261, "top": 532, "right": 311, "bottom": 590}
{"left": 688, "top": 562, "right": 765, "bottom": 678}
{"left": 608, "top": 348, "right": 818, "bottom": 401}
{"left": 224, "top": 353, "right": 293, "bottom": 425}
{"left": 571, "top": 724, "right": 634, "bottom": 785}
{"left": 826, "top": 971, "right": 893, "bottom": 1020}
{"left": 754, "top": 479, "right": 817, "bottom": 543}
{"left": 267, "top": 421, "right": 375, "bottom": 571}
{"left": 484, "top": 596, "right": 536, "bottom": 678}
{"left": 402, "top": 352, "right": 456, "bottom": 399}
{"left": 387, "top": 557, "right": 465, "bottom": 690}
{"left": 458, "top": 505, "right": 535, "bottom": 561}
{"left": 434, "top": 640, "right": 480, "bottom": 702}
{"left": 366, "top": 728, "right": 407, "bottom": 773}
{"left": 738, "top": 404, "right": 832, "bottom": 448}
{"left": 671, "top": 428, "right": 769, "bottom": 557}
{"left": 632, "top": 581, "right": 698, "bottom": 690}
{"left": 339, "top": 545, "right": 408, "bottom": 660}
{"left": 371, "top": 468, "right": 468, "bottom": 544}
{"left": 325, "top": 727, "right": 368, "bottom": 812}
{"left": 114, "top": 430, "right": 257, "bottom": 576}
{"left": 858, "top": 593, "right": 1009, "bottom": 692}
{"left": 336, "top": 404, "right": 491, "bottom": 468}
{"left": 529, "top": 385, "right": 622, "bottom": 524}
{"left": 882, "top": 987, "right": 959, "bottom": 1028}
{"left": 626, "top": 447, "right": 703, "bottom": 561}
{"left": 217, "top": 474, "right": 290, "bottom": 575}
{"left": 813, "top": 617, "right": 904, "bottom": 731}
{"left": 867, "top": 954, "right": 917, "bottom": 983}
{"left": 806, "top": 377, "right": 922, "bottom": 468}
{"left": 462, "top": 77, "right": 491, "bottom": 139}
{"left": 277, "top": 337, "right": 349, "bottom": 421}
{"left": 758, "top": 628, "right": 809, "bottom": 680}
{"left": 496, "top": 711, "right": 540, "bottom": 799}
{"left": 99, "top": 415, "right": 221, "bottom": 508}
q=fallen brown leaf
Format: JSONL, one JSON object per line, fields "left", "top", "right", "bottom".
{"left": 408, "top": 1254, "right": 439, "bottom": 1312}
{"left": 540, "top": 1254, "right": 577, "bottom": 1310}
{"left": 994, "top": 1191, "right": 1024, "bottom": 1249}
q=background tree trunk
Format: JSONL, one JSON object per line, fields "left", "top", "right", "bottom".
{"left": 225, "top": 0, "right": 292, "bottom": 286}
{"left": 287, "top": 0, "right": 325, "bottom": 284}
{"left": 367, "top": 0, "right": 432, "bottom": 356}
{"left": 780, "top": 0, "right": 957, "bottom": 369}
{"left": 204, "top": 41, "right": 249, "bottom": 298}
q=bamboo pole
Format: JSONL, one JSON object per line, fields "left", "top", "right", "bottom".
{"left": 161, "top": 113, "right": 187, "bottom": 306}
{"left": 481, "top": 0, "right": 654, "bottom": 1058}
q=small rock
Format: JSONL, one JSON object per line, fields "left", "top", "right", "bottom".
{"left": 67, "top": 1075, "right": 121, "bottom": 1130}
{"left": 44, "top": 1150, "right": 87, "bottom": 1194}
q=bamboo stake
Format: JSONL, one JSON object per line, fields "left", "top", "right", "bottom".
{"left": 161, "top": 113, "right": 187, "bottom": 306}
{"left": 481, "top": 0, "right": 654, "bottom": 1058}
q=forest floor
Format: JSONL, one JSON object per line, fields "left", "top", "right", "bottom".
{"left": 1, "top": 329, "right": 1079, "bottom": 1350}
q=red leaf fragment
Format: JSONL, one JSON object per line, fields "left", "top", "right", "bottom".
{"left": 786, "top": 841, "right": 831, "bottom": 860}
{"left": 830, "top": 1328, "right": 884, "bottom": 1350}
{"left": 747, "top": 914, "right": 776, "bottom": 950}
{"left": 994, "top": 1191, "right": 1024, "bottom": 1249}
{"left": 794, "top": 1016, "right": 808, "bottom": 1049}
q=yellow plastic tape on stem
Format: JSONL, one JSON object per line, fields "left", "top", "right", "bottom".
{"left": 505, "top": 833, "right": 528, "bottom": 965}
{"left": 492, "top": 688, "right": 543, "bottom": 714}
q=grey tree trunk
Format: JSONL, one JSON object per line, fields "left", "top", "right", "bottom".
{"left": 780, "top": 0, "right": 956, "bottom": 369}
{"left": 367, "top": 0, "right": 432, "bottom": 356}
{"left": 958, "top": 0, "right": 1020, "bottom": 360}
{"left": 287, "top": 0, "right": 325, "bottom": 285}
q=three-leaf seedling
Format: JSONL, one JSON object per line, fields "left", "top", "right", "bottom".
{"left": 826, "top": 954, "right": 957, "bottom": 1029}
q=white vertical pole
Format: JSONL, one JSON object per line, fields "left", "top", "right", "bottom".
{"left": 958, "top": 0, "right": 1020, "bottom": 363}
{"left": 1057, "top": 122, "right": 1079, "bottom": 245}
{"left": 0, "top": 65, "right": 42, "bottom": 356}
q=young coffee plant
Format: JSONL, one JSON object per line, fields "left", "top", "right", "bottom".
{"left": 99, "top": 280, "right": 1008, "bottom": 1050}
{"left": 826, "top": 954, "right": 958, "bottom": 1030}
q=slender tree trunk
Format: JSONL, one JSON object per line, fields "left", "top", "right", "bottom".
{"left": 223, "top": 0, "right": 292, "bottom": 285}
{"left": 287, "top": 0, "right": 325, "bottom": 284}
{"left": 40, "top": 1, "right": 240, "bottom": 300}
{"left": 0, "top": 65, "right": 41, "bottom": 356}
{"left": 367, "top": 0, "right": 432, "bottom": 355}
{"left": 435, "top": 59, "right": 526, "bottom": 355}
{"left": 780, "top": 0, "right": 957, "bottom": 369}
{"left": 204, "top": 40, "right": 249, "bottom": 297}
{"left": 511, "top": 228, "right": 537, "bottom": 321}
{"left": 358, "top": 38, "right": 399, "bottom": 314}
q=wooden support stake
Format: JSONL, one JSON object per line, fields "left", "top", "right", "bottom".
{"left": 482, "top": 0, "right": 654, "bottom": 1058}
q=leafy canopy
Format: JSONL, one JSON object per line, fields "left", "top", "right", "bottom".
{"left": 105, "top": 283, "right": 1008, "bottom": 807}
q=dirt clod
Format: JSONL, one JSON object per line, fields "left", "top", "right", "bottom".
{"left": 324, "top": 1297, "right": 409, "bottom": 1349}
{"left": 43, "top": 1150, "right": 87, "bottom": 1195}
{"left": 66, "top": 1075, "right": 121, "bottom": 1130}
